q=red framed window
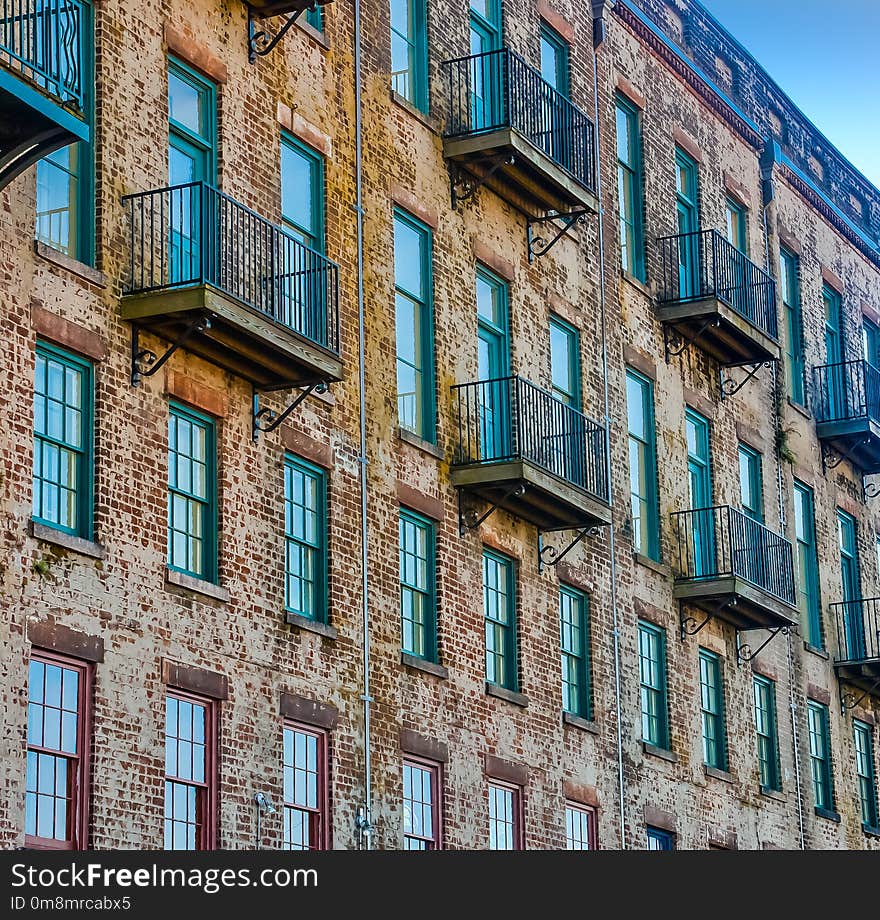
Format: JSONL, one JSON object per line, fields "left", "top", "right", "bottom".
{"left": 488, "top": 780, "right": 523, "bottom": 850}
{"left": 164, "top": 691, "right": 217, "bottom": 850}
{"left": 26, "top": 651, "right": 91, "bottom": 850}
{"left": 282, "top": 722, "right": 329, "bottom": 850}
{"left": 564, "top": 802, "right": 597, "bottom": 850}
{"left": 403, "top": 757, "right": 442, "bottom": 849}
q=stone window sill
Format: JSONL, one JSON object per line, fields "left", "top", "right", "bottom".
{"left": 34, "top": 241, "right": 106, "bottom": 287}
{"left": 485, "top": 682, "right": 528, "bottom": 708}
{"left": 165, "top": 568, "right": 229, "bottom": 603}
{"left": 633, "top": 552, "right": 670, "bottom": 577}
{"left": 620, "top": 269, "right": 651, "bottom": 298}
{"left": 285, "top": 610, "right": 337, "bottom": 639}
{"left": 803, "top": 641, "right": 829, "bottom": 660}
{"left": 30, "top": 520, "right": 105, "bottom": 560}
{"left": 759, "top": 786, "right": 786, "bottom": 802}
{"left": 643, "top": 741, "right": 678, "bottom": 763}
{"left": 814, "top": 806, "right": 841, "bottom": 823}
{"left": 296, "top": 18, "right": 330, "bottom": 50}
{"left": 401, "top": 652, "right": 448, "bottom": 678}
{"left": 563, "top": 712, "right": 599, "bottom": 734}
{"left": 862, "top": 823, "right": 880, "bottom": 839}
{"left": 704, "top": 765, "right": 735, "bottom": 784}
{"left": 787, "top": 397, "right": 811, "bottom": 420}
{"left": 397, "top": 426, "right": 444, "bottom": 460}
{"left": 390, "top": 90, "right": 440, "bottom": 133}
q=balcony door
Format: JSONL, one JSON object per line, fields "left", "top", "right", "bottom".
{"left": 539, "top": 23, "right": 570, "bottom": 169}
{"left": 724, "top": 197, "right": 749, "bottom": 318}
{"left": 476, "top": 267, "right": 509, "bottom": 462}
{"left": 549, "top": 316, "right": 584, "bottom": 486}
{"left": 686, "top": 409, "right": 713, "bottom": 578}
{"left": 675, "top": 149, "right": 700, "bottom": 301}
{"left": 823, "top": 285, "right": 844, "bottom": 417}
{"left": 469, "top": 0, "right": 501, "bottom": 131}
{"left": 838, "top": 511, "right": 866, "bottom": 660}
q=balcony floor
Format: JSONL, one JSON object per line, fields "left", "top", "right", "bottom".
{"left": 674, "top": 576, "right": 799, "bottom": 631}
{"left": 816, "top": 417, "right": 880, "bottom": 474}
{"left": 658, "top": 296, "right": 781, "bottom": 366}
{"left": 834, "top": 658, "right": 880, "bottom": 700}
{"left": 443, "top": 127, "right": 598, "bottom": 217}
{"left": 451, "top": 458, "right": 611, "bottom": 532}
{"left": 121, "top": 284, "right": 342, "bottom": 389}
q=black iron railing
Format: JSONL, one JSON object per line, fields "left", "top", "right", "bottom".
{"left": 657, "top": 229, "right": 778, "bottom": 339}
{"left": 451, "top": 375, "right": 610, "bottom": 504}
{"left": 441, "top": 47, "right": 597, "bottom": 194}
{"left": 0, "top": 0, "right": 85, "bottom": 107}
{"left": 812, "top": 359, "right": 880, "bottom": 425}
{"left": 832, "top": 597, "right": 880, "bottom": 664}
{"left": 122, "top": 181, "right": 340, "bottom": 355}
{"left": 671, "top": 505, "right": 796, "bottom": 606}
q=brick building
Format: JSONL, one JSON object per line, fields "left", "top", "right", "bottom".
{"left": 0, "top": 0, "right": 878, "bottom": 851}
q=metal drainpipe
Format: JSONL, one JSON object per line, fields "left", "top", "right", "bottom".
{"left": 591, "top": 5, "right": 626, "bottom": 850}
{"left": 352, "top": 0, "right": 373, "bottom": 850}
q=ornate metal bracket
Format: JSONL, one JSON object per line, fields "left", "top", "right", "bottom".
{"left": 679, "top": 598, "right": 735, "bottom": 641}
{"left": 526, "top": 208, "right": 590, "bottom": 263}
{"left": 735, "top": 626, "right": 789, "bottom": 664}
{"left": 719, "top": 361, "right": 773, "bottom": 400}
{"left": 841, "top": 679, "right": 880, "bottom": 714}
{"left": 820, "top": 437, "right": 869, "bottom": 475}
{"left": 248, "top": 3, "right": 314, "bottom": 63}
{"left": 537, "top": 525, "right": 600, "bottom": 573}
{"left": 252, "top": 381, "right": 329, "bottom": 441}
{"left": 863, "top": 475, "right": 880, "bottom": 502}
{"left": 663, "top": 318, "right": 720, "bottom": 363}
{"left": 458, "top": 484, "right": 526, "bottom": 537}
{"left": 131, "top": 315, "right": 211, "bottom": 387}
{"left": 449, "top": 157, "right": 514, "bottom": 210}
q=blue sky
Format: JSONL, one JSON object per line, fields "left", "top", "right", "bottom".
{"left": 700, "top": 0, "right": 880, "bottom": 187}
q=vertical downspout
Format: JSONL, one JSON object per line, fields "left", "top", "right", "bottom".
{"left": 591, "top": 1, "right": 626, "bottom": 850}
{"left": 352, "top": 0, "right": 372, "bottom": 849}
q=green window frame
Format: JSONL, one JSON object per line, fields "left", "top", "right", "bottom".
{"left": 837, "top": 509, "right": 861, "bottom": 603}
{"left": 638, "top": 621, "right": 669, "bottom": 749}
{"left": 390, "top": 0, "right": 429, "bottom": 112}
{"left": 616, "top": 95, "right": 645, "bottom": 280}
{"left": 724, "top": 196, "right": 748, "bottom": 254}
{"left": 646, "top": 826, "right": 675, "bottom": 850}
{"left": 32, "top": 342, "right": 93, "bottom": 538}
{"left": 780, "top": 248, "right": 806, "bottom": 406}
{"left": 284, "top": 455, "right": 327, "bottom": 623}
{"left": 483, "top": 549, "right": 517, "bottom": 691}
{"left": 807, "top": 700, "right": 835, "bottom": 813}
{"left": 281, "top": 134, "right": 324, "bottom": 252}
{"left": 549, "top": 315, "right": 581, "bottom": 409}
{"left": 699, "top": 649, "right": 727, "bottom": 770}
{"left": 738, "top": 443, "right": 763, "bottom": 524}
{"left": 394, "top": 209, "right": 435, "bottom": 442}
{"left": 626, "top": 369, "right": 660, "bottom": 561}
{"left": 167, "top": 402, "right": 217, "bottom": 583}
{"left": 399, "top": 508, "right": 437, "bottom": 661}
{"left": 753, "top": 676, "right": 781, "bottom": 792}
{"left": 539, "top": 22, "right": 570, "bottom": 96}
{"left": 559, "top": 585, "right": 591, "bottom": 720}
{"left": 864, "top": 318, "right": 880, "bottom": 371}
{"left": 305, "top": 4, "right": 323, "bottom": 31}
{"left": 168, "top": 57, "right": 218, "bottom": 184}
{"left": 854, "top": 720, "right": 879, "bottom": 830}
{"left": 793, "top": 480, "right": 823, "bottom": 648}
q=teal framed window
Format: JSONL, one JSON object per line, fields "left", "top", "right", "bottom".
{"left": 638, "top": 621, "right": 669, "bottom": 749}
{"left": 167, "top": 403, "right": 216, "bottom": 583}
{"left": 647, "top": 827, "right": 675, "bottom": 850}
{"left": 284, "top": 456, "right": 327, "bottom": 622}
{"left": 837, "top": 509, "right": 861, "bottom": 604}
{"left": 864, "top": 318, "right": 880, "bottom": 371}
{"left": 305, "top": 4, "right": 323, "bottom": 31}
{"left": 738, "top": 443, "right": 763, "bottom": 523}
{"left": 539, "top": 22, "right": 569, "bottom": 96}
{"left": 390, "top": 0, "right": 428, "bottom": 112}
{"left": 793, "top": 480, "right": 822, "bottom": 648}
{"left": 281, "top": 135, "right": 324, "bottom": 252}
{"left": 483, "top": 549, "right": 516, "bottom": 691}
{"left": 779, "top": 248, "right": 805, "bottom": 405}
{"left": 399, "top": 508, "right": 436, "bottom": 661}
{"left": 394, "top": 210, "right": 435, "bottom": 442}
{"left": 854, "top": 720, "right": 879, "bottom": 830}
{"left": 807, "top": 700, "right": 835, "bottom": 813}
{"left": 32, "top": 342, "right": 93, "bottom": 538}
{"left": 559, "top": 586, "right": 591, "bottom": 720}
{"left": 724, "top": 196, "right": 748, "bottom": 254}
{"left": 753, "top": 676, "right": 781, "bottom": 792}
{"left": 626, "top": 370, "right": 659, "bottom": 560}
{"left": 699, "top": 649, "right": 727, "bottom": 770}
{"left": 549, "top": 315, "right": 581, "bottom": 409}
{"left": 615, "top": 95, "right": 645, "bottom": 280}
{"left": 168, "top": 58, "right": 217, "bottom": 185}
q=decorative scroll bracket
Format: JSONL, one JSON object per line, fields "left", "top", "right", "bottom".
{"left": 252, "top": 381, "right": 329, "bottom": 442}
{"left": 458, "top": 484, "right": 526, "bottom": 537}
{"left": 449, "top": 157, "right": 514, "bottom": 210}
{"left": 863, "top": 475, "right": 880, "bottom": 502}
{"left": 663, "top": 318, "right": 720, "bottom": 363}
{"left": 131, "top": 315, "right": 211, "bottom": 387}
{"left": 841, "top": 679, "right": 880, "bottom": 714}
{"left": 719, "top": 361, "right": 773, "bottom": 400}
{"left": 735, "top": 626, "right": 789, "bottom": 664}
{"left": 537, "top": 525, "right": 600, "bottom": 574}
{"left": 248, "top": 3, "right": 314, "bottom": 63}
{"left": 526, "top": 208, "right": 590, "bottom": 263}
{"left": 679, "top": 598, "right": 735, "bottom": 642}
{"left": 821, "top": 437, "right": 869, "bottom": 475}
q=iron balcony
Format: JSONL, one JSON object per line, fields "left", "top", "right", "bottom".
{"left": 656, "top": 229, "right": 781, "bottom": 366}
{"left": 441, "top": 47, "right": 598, "bottom": 215}
{"left": 671, "top": 505, "right": 798, "bottom": 631}
{"left": 121, "top": 181, "right": 342, "bottom": 389}
{"left": 246, "top": 0, "right": 332, "bottom": 16}
{"left": 451, "top": 375, "right": 611, "bottom": 532}
{"left": 832, "top": 597, "right": 880, "bottom": 701}
{"left": 812, "top": 359, "right": 880, "bottom": 473}
{"left": 0, "top": 0, "right": 90, "bottom": 190}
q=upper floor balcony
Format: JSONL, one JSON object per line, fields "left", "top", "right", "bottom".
{"left": 451, "top": 375, "right": 611, "bottom": 533}
{"left": 121, "top": 181, "right": 342, "bottom": 390}
{"left": 812, "top": 359, "right": 880, "bottom": 474}
{"left": 832, "top": 597, "right": 880, "bottom": 703}
{"left": 441, "top": 47, "right": 598, "bottom": 216}
{"left": 0, "top": 0, "right": 90, "bottom": 189}
{"left": 671, "top": 505, "right": 798, "bottom": 633}
{"left": 657, "top": 229, "right": 780, "bottom": 367}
